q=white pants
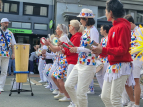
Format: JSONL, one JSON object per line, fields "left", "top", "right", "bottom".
{"left": 38, "top": 58, "right": 45, "bottom": 81}
{"left": 96, "top": 61, "right": 109, "bottom": 89}
{"left": 121, "top": 88, "right": 129, "bottom": 104}
{"left": 0, "top": 57, "right": 9, "bottom": 89}
{"left": 67, "top": 64, "right": 75, "bottom": 78}
{"left": 65, "top": 64, "right": 96, "bottom": 107}
{"left": 49, "top": 62, "right": 58, "bottom": 90}
{"left": 44, "top": 64, "right": 52, "bottom": 82}
{"left": 101, "top": 75, "right": 128, "bottom": 107}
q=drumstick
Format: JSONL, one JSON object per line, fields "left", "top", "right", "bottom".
{"left": 91, "top": 40, "right": 98, "bottom": 46}
{"left": 62, "top": 43, "right": 70, "bottom": 49}
{"left": 68, "top": 41, "right": 75, "bottom": 47}
{"left": 84, "top": 44, "right": 92, "bottom": 50}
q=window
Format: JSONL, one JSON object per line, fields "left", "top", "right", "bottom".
{"left": 22, "top": 23, "right": 31, "bottom": 29}
{"left": 12, "top": 22, "right": 21, "bottom": 28}
{"left": 11, "top": 22, "right": 31, "bottom": 29}
{"left": 23, "top": 3, "right": 48, "bottom": 17}
{"left": 0, "top": 1, "right": 19, "bottom": 14}
{"left": 137, "top": 11, "right": 143, "bottom": 23}
{"left": 34, "top": 24, "right": 47, "bottom": 30}
{"left": 98, "top": 7, "right": 106, "bottom": 20}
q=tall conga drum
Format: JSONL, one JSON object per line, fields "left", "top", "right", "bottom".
{"left": 14, "top": 44, "right": 30, "bottom": 83}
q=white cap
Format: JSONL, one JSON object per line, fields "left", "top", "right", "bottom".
{"left": 1, "top": 18, "right": 10, "bottom": 23}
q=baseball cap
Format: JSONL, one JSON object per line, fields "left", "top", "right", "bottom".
{"left": 1, "top": 18, "right": 10, "bottom": 23}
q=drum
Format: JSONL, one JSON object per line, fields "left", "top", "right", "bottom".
{"left": 14, "top": 44, "right": 30, "bottom": 83}
{"left": 95, "top": 60, "right": 104, "bottom": 73}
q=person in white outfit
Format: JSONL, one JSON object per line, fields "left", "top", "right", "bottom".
{"left": 96, "top": 25, "right": 110, "bottom": 89}
{"left": 0, "top": 18, "right": 16, "bottom": 92}
{"left": 38, "top": 43, "right": 45, "bottom": 83}
{"left": 65, "top": 8, "right": 99, "bottom": 107}
{"left": 42, "top": 46, "right": 55, "bottom": 89}
{"left": 45, "top": 24, "right": 70, "bottom": 102}
{"left": 92, "top": 0, "right": 134, "bottom": 107}
{"left": 124, "top": 14, "right": 143, "bottom": 107}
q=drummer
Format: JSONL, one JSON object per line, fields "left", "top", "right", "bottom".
{"left": 29, "top": 45, "right": 39, "bottom": 74}
{"left": 0, "top": 18, "right": 16, "bottom": 92}
{"left": 38, "top": 39, "right": 46, "bottom": 83}
{"left": 96, "top": 25, "right": 110, "bottom": 89}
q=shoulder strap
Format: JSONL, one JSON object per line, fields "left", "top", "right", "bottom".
{"left": 0, "top": 29, "right": 9, "bottom": 50}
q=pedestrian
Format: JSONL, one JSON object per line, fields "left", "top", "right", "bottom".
{"left": 8, "top": 46, "right": 15, "bottom": 76}
{"left": 0, "top": 18, "right": 16, "bottom": 92}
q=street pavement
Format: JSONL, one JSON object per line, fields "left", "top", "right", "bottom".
{"left": 0, "top": 75, "right": 143, "bottom": 107}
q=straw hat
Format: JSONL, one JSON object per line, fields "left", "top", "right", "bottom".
{"left": 77, "top": 8, "right": 95, "bottom": 18}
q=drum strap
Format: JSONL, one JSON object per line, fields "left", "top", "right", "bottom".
{"left": 0, "top": 29, "right": 9, "bottom": 50}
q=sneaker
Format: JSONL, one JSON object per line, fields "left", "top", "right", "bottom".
{"left": 50, "top": 88, "right": 54, "bottom": 92}
{"left": 126, "top": 101, "right": 135, "bottom": 107}
{"left": 30, "top": 72, "right": 34, "bottom": 74}
{"left": 59, "top": 96, "right": 71, "bottom": 102}
{"left": 45, "top": 85, "right": 50, "bottom": 89}
{"left": 132, "top": 104, "right": 140, "bottom": 107}
{"left": 44, "top": 83, "right": 49, "bottom": 87}
{"left": 0, "top": 89, "right": 4, "bottom": 92}
{"left": 38, "top": 80, "right": 44, "bottom": 83}
{"left": 54, "top": 93, "right": 64, "bottom": 99}
{"left": 140, "top": 94, "right": 143, "bottom": 99}
{"left": 122, "top": 102, "right": 129, "bottom": 106}
{"left": 87, "top": 90, "right": 95, "bottom": 94}
{"left": 52, "top": 89, "right": 59, "bottom": 95}
{"left": 68, "top": 102, "right": 76, "bottom": 107}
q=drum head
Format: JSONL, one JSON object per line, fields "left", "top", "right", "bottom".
{"left": 40, "top": 37, "right": 46, "bottom": 45}
{"left": 52, "top": 37, "right": 58, "bottom": 46}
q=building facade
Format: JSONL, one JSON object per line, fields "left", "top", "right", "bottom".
{"left": 0, "top": 0, "right": 54, "bottom": 52}
{"left": 54, "top": 0, "right": 143, "bottom": 40}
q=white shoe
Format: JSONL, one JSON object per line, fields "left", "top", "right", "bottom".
{"left": 43, "top": 83, "right": 49, "bottom": 87}
{"left": 140, "top": 94, "right": 143, "bottom": 99}
{"left": 0, "top": 89, "right": 4, "bottom": 92}
{"left": 30, "top": 72, "right": 34, "bottom": 74}
{"left": 59, "top": 96, "right": 71, "bottom": 102}
{"left": 52, "top": 89, "right": 59, "bottom": 95}
{"left": 87, "top": 90, "right": 95, "bottom": 94}
{"left": 54, "top": 93, "right": 64, "bottom": 99}
{"left": 126, "top": 101, "right": 135, "bottom": 107}
{"left": 68, "top": 102, "right": 76, "bottom": 107}
{"left": 38, "top": 80, "right": 44, "bottom": 83}
{"left": 132, "top": 104, "right": 140, "bottom": 107}
{"left": 122, "top": 102, "right": 129, "bottom": 106}
{"left": 45, "top": 85, "right": 50, "bottom": 89}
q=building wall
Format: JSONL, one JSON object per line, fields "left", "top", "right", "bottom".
{"left": 0, "top": 0, "right": 54, "bottom": 35}
{"left": 55, "top": 2, "right": 98, "bottom": 28}
{"left": 7, "top": 0, "right": 53, "bottom": 5}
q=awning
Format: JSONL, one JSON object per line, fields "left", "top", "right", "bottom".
{"left": 62, "top": 12, "right": 79, "bottom": 21}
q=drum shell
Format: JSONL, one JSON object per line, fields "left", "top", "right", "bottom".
{"left": 14, "top": 44, "right": 30, "bottom": 83}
